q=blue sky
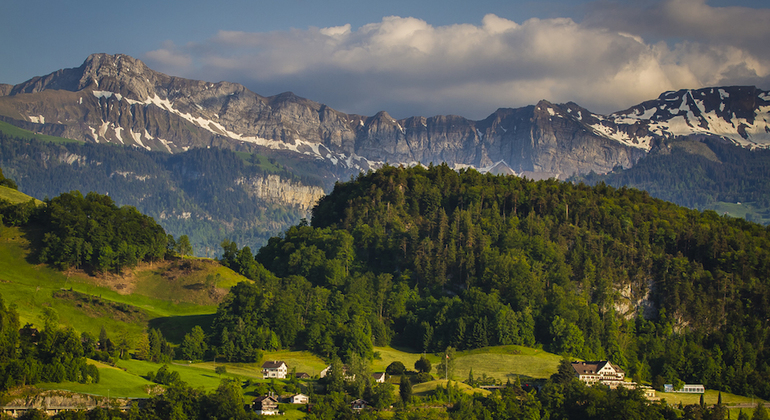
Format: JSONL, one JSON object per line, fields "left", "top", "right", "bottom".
{"left": 2, "top": 0, "right": 769, "bottom": 119}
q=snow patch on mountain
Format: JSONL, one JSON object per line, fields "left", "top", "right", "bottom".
{"left": 586, "top": 114, "right": 655, "bottom": 151}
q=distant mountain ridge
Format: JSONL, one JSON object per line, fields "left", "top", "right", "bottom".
{"left": 2, "top": 53, "right": 767, "bottom": 179}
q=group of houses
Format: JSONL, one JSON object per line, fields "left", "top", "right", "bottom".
{"left": 250, "top": 392, "right": 310, "bottom": 416}
{"left": 254, "top": 360, "right": 385, "bottom": 414}
{"left": 571, "top": 360, "right": 704, "bottom": 400}
{"left": 261, "top": 360, "right": 385, "bottom": 383}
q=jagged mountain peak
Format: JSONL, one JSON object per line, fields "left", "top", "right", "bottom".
{"left": 611, "top": 85, "right": 770, "bottom": 148}
{"left": 10, "top": 53, "right": 156, "bottom": 99}
{"left": 1, "top": 53, "right": 768, "bottom": 179}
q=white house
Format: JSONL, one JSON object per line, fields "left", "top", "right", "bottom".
{"left": 373, "top": 372, "right": 386, "bottom": 383}
{"left": 262, "top": 361, "right": 288, "bottom": 379}
{"left": 289, "top": 393, "right": 309, "bottom": 404}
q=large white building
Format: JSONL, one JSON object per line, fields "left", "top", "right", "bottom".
{"left": 261, "top": 361, "right": 288, "bottom": 379}
{"left": 571, "top": 361, "right": 627, "bottom": 388}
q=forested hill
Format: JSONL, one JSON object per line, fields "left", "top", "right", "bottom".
{"left": 217, "top": 164, "right": 770, "bottom": 398}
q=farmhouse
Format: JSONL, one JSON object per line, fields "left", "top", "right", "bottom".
{"left": 261, "top": 361, "right": 288, "bottom": 379}
{"left": 252, "top": 395, "right": 280, "bottom": 415}
{"left": 372, "top": 372, "right": 386, "bottom": 383}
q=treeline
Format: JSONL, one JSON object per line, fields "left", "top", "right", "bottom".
{"left": 576, "top": 137, "right": 770, "bottom": 219}
{"left": 212, "top": 164, "right": 770, "bottom": 399}
{"left": 0, "top": 133, "right": 326, "bottom": 255}
{"left": 0, "top": 295, "right": 100, "bottom": 390}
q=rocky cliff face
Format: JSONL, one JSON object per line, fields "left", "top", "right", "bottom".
{"left": 236, "top": 174, "right": 325, "bottom": 211}
{"left": 1, "top": 54, "right": 768, "bottom": 179}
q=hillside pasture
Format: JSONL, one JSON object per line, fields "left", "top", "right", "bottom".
{"left": 0, "top": 185, "right": 42, "bottom": 205}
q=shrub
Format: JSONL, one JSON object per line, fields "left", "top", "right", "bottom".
{"left": 386, "top": 361, "right": 406, "bottom": 376}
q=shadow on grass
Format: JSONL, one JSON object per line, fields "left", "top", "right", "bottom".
{"left": 505, "top": 373, "right": 538, "bottom": 381}
{"left": 387, "top": 341, "right": 420, "bottom": 354}
{"left": 20, "top": 225, "right": 45, "bottom": 266}
{"left": 149, "top": 313, "right": 216, "bottom": 343}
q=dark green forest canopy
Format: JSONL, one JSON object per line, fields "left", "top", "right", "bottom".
{"left": 35, "top": 191, "right": 170, "bottom": 273}
{"left": 217, "top": 164, "right": 770, "bottom": 398}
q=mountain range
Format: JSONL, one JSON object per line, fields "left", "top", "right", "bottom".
{"left": 2, "top": 53, "right": 770, "bottom": 253}
{"left": 2, "top": 53, "right": 769, "bottom": 181}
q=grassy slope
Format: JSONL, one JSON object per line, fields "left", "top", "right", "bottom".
{"left": 0, "top": 225, "right": 244, "bottom": 341}
{"left": 372, "top": 345, "right": 560, "bottom": 382}
{"left": 707, "top": 201, "right": 770, "bottom": 225}
{"left": 0, "top": 185, "right": 43, "bottom": 205}
{"left": 0, "top": 120, "right": 81, "bottom": 144}
{"left": 37, "top": 360, "right": 157, "bottom": 399}
{"left": 412, "top": 379, "right": 490, "bottom": 397}
{"left": 453, "top": 345, "right": 560, "bottom": 382}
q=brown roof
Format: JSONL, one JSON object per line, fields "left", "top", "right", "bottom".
{"left": 253, "top": 395, "right": 279, "bottom": 403}
{"left": 262, "top": 360, "right": 286, "bottom": 369}
{"left": 572, "top": 361, "right": 624, "bottom": 375}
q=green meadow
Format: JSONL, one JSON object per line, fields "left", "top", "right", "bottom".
{"left": 0, "top": 185, "right": 43, "bottom": 205}
{"left": 0, "top": 120, "right": 81, "bottom": 144}
{"left": 372, "top": 344, "right": 561, "bottom": 382}
{"left": 0, "top": 224, "right": 243, "bottom": 342}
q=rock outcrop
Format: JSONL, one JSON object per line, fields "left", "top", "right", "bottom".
{"left": 236, "top": 174, "right": 325, "bottom": 211}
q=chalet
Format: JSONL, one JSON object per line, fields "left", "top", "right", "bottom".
{"left": 664, "top": 384, "right": 705, "bottom": 393}
{"left": 289, "top": 393, "right": 309, "bottom": 404}
{"left": 571, "top": 361, "right": 627, "bottom": 388}
{"left": 372, "top": 372, "right": 386, "bottom": 383}
{"left": 293, "top": 372, "right": 311, "bottom": 379}
{"left": 261, "top": 361, "right": 288, "bottom": 379}
{"left": 350, "top": 399, "right": 368, "bottom": 411}
{"left": 252, "top": 395, "right": 280, "bottom": 415}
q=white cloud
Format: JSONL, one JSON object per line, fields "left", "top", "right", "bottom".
{"left": 143, "top": 5, "right": 770, "bottom": 119}
{"left": 145, "top": 41, "right": 192, "bottom": 71}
